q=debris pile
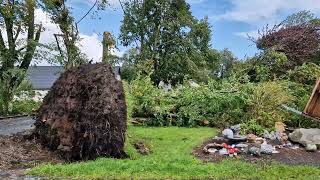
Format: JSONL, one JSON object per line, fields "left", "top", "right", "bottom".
{"left": 34, "top": 63, "right": 127, "bottom": 161}
{"left": 203, "top": 122, "right": 320, "bottom": 157}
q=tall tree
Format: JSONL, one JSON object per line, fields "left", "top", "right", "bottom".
{"left": 0, "top": 0, "right": 42, "bottom": 114}
{"left": 119, "top": 0, "right": 211, "bottom": 84}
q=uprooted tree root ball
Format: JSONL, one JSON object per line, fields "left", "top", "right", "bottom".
{"left": 34, "top": 63, "right": 127, "bottom": 161}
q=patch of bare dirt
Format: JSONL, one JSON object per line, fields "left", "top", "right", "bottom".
{"left": 194, "top": 139, "right": 320, "bottom": 166}
{"left": 133, "top": 141, "right": 150, "bottom": 155}
{"left": 0, "top": 132, "right": 62, "bottom": 171}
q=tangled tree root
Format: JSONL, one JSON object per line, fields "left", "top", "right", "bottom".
{"left": 34, "top": 63, "right": 127, "bottom": 161}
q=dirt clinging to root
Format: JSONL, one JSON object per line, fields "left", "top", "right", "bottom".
{"left": 34, "top": 63, "right": 127, "bottom": 161}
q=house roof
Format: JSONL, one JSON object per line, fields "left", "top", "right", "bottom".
{"left": 27, "top": 65, "right": 121, "bottom": 90}
{"left": 27, "top": 66, "right": 63, "bottom": 90}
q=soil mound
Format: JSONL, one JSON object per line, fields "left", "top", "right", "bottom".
{"left": 34, "top": 63, "right": 127, "bottom": 161}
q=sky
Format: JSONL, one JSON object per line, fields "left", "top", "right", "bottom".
{"left": 34, "top": 0, "right": 320, "bottom": 65}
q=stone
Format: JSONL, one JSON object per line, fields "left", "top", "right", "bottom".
{"left": 230, "top": 124, "right": 241, "bottom": 135}
{"left": 269, "top": 131, "right": 277, "bottom": 140}
{"left": 212, "top": 136, "right": 229, "bottom": 144}
{"left": 235, "top": 143, "right": 248, "bottom": 148}
{"left": 222, "top": 129, "right": 234, "bottom": 139}
{"left": 263, "top": 130, "right": 271, "bottom": 139}
{"left": 280, "top": 133, "right": 288, "bottom": 142}
{"left": 255, "top": 137, "right": 264, "bottom": 144}
{"left": 207, "top": 148, "right": 218, "bottom": 154}
{"left": 189, "top": 80, "right": 200, "bottom": 88}
{"left": 219, "top": 148, "right": 229, "bottom": 155}
{"left": 289, "top": 128, "right": 320, "bottom": 147}
{"left": 249, "top": 147, "right": 261, "bottom": 156}
{"left": 275, "top": 122, "right": 286, "bottom": 133}
{"left": 247, "top": 134, "right": 257, "bottom": 143}
{"left": 260, "top": 144, "right": 274, "bottom": 155}
{"left": 305, "top": 144, "right": 317, "bottom": 152}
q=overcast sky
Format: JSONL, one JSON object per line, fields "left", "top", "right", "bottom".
{"left": 34, "top": 0, "right": 320, "bottom": 65}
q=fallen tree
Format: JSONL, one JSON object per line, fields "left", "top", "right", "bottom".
{"left": 34, "top": 63, "right": 127, "bottom": 161}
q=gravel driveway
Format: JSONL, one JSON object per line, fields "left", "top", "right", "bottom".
{"left": 0, "top": 117, "right": 35, "bottom": 136}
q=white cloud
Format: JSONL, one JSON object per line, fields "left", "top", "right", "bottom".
{"left": 187, "top": 0, "right": 207, "bottom": 5}
{"left": 33, "top": 9, "right": 115, "bottom": 66}
{"left": 214, "top": 0, "right": 320, "bottom": 25}
{"left": 214, "top": 0, "right": 320, "bottom": 40}
{"left": 234, "top": 30, "right": 260, "bottom": 39}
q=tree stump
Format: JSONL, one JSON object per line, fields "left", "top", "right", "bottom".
{"left": 34, "top": 63, "right": 127, "bottom": 161}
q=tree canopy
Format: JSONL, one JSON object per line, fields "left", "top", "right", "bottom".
{"left": 119, "top": 0, "right": 212, "bottom": 84}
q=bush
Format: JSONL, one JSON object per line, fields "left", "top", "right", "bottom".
{"left": 130, "top": 77, "right": 252, "bottom": 127}
{"left": 128, "top": 74, "right": 318, "bottom": 129}
{"left": 11, "top": 100, "right": 41, "bottom": 115}
{"left": 174, "top": 79, "right": 251, "bottom": 127}
{"left": 244, "top": 81, "right": 293, "bottom": 129}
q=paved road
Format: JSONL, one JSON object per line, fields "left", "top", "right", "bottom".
{"left": 0, "top": 117, "right": 35, "bottom": 136}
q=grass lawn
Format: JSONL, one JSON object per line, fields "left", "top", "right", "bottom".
{"left": 29, "top": 126, "right": 320, "bottom": 179}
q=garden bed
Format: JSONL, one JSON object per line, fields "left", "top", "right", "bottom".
{"left": 194, "top": 138, "right": 320, "bottom": 166}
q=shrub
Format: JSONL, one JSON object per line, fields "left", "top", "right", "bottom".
{"left": 174, "top": 79, "right": 251, "bottom": 127}
{"left": 11, "top": 100, "right": 41, "bottom": 115}
{"left": 245, "top": 81, "right": 293, "bottom": 129}
{"left": 286, "top": 63, "right": 320, "bottom": 85}
{"left": 129, "top": 75, "right": 317, "bottom": 129}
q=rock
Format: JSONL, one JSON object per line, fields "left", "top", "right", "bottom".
{"left": 247, "top": 134, "right": 257, "bottom": 143}
{"left": 222, "top": 129, "right": 234, "bottom": 139}
{"left": 212, "top": 136, "right": 229, "bottom": 144}
{"left": 274, "top": 131, "right": 281, "bottom": 140}
{"left": 249, "top": 147, "right": 261, "bottom": 156}
{"left": 306, "top": 144, "right": 317, "bottom": 152}
{"left": 263, "top": 130, "right": 271, "bottom": 139}
{"left": 203, "top": 143, "right": 224, "bottom": 153}
{"left": 275, "top": 122, "right": 286, "bottom": 133}
{"left": 280, "top": 133, "right": 288, "bottom": 142}
{"left": 230, "top": 124, "right": 241, "bottom": 135}
{"left": 235, "top": 143, "right": 248, "bottom": 148}
{"left": 289, "top": 128, "right": 320, "bottom": 147}
{"left": 219, "top": 148, "right": 229, "bottom": 155}
{"left": 207, "top": 148, "right": 218, "bottom": 154}
{"left": 260, "top": 144, "right": 274, "bottom": 155}
{"left": 255, "top": 137, "right": 264, "bottom": 144}
{"left": 189, "top": 80, "right": 200, "bottom": 88}
{"left": 269, "top": 131, "right": 276, "bottom": 140}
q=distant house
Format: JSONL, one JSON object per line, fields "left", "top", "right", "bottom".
{"left": 27, "top": 66, "right": 63, "bottom": 90}
{"left": 26, "top": 66, "right": 121, "bottom": 100}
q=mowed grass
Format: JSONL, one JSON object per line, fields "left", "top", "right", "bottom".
{"left": 29, "top": 126, "right": 320, "bottom": 179}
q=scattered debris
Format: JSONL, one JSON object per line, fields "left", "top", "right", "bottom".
{"left": 133, "top": 141, "right": 150, "bottom": 155}
{"left": 198, "top": 122, "right": 320, "bottom": 165}
{"left": 0, "top": 133, "right": 62, "bottom": 171}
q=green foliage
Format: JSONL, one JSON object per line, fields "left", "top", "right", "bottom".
{"left": 241, "top": 119, "right": 266, "bottom": 136}
{"left": 128, "top": 73, "right": 319, "bottom": 129}
{"left": 245, "top": 81, "right": 293, "bottom": 129}
{"left": 129, "top": 76, "right": 252, "bottom": 127}
{"left": 286, "top": 63, "right": 320, "bottom": 85}
{"left": 173, "top": 79, "right": 250, "bottom": 127}
{"left": 120, "top": 0, "right": 212, "bottom": 84}
{"left": 0, "top": 73, "right": 40, "bottom": 116}
{"left": 130, "top": 75, "right": 160, "bottom": 118}
{"left": 11, "top": 99, "right": 41, "bottom": 115}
